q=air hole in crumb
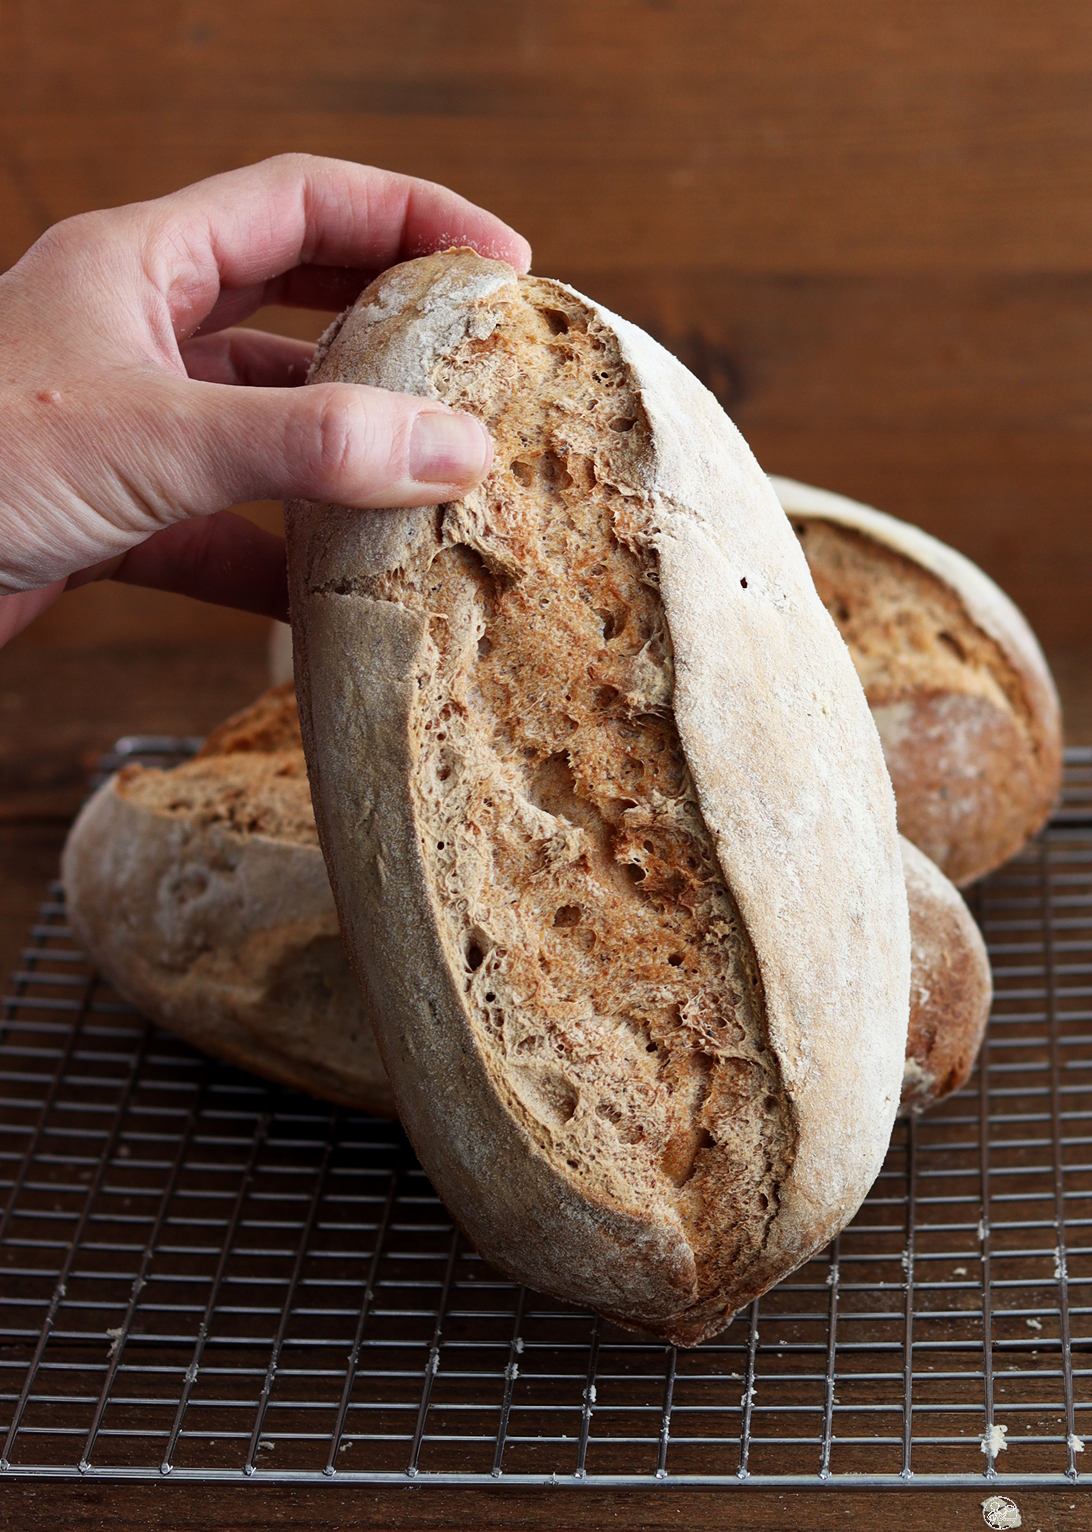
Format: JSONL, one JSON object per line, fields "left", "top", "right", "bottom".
{"left": 477, "top": 634, "right": 493, "bottom": 660}
{"left": 466, "top": 942, "right": 485, "bottom": 971}
{"left": 541, "top": 308, "right": 570, "bottom": 334}
{"left": 597, "top": 610, "right": 617, "bottom": 642}
{"left": 676, "top": 1128, "right": 715, "bottom": 1186}
{"left": 527, "top": 752, "right": 578, "bottom": 817}
{"left": 643, "top": 839, "right": 655, "bottom": 853}
{"left": 485, "top": 992, "right": 496, "bottom": 1003}
{"left": 740, "top": 576, "right": 748, "bottom": 589}
{"left": 510, "top": 459, "right": 533, "bottom": 487}
{"left": 937, "top": 630, "right": 967, "bottom": 662}
{"left": 758, "top": 1192, "right": 769, "bottom": 1210}
{"left": 553, "top": 904, "right": 582, "bottom": 928}
{"left": 626, "top": 864, "right": 647, "bottom": 884}
{"left": 668, "top": 953, "right": 683, "bottom": 967}
{"left": 764, "top": 1095, "right": 779, "bottom": 1111}
{"left": 595, "top": 685, "right": 620, "bottom": 708}
{"left": 436, "top": 841, "right": 445, "bottom": 850}
{"left": 608, "top": 415, "right": 638, "bottom": 433}
{"left": 540, "top": 449, "right": 573, "bottom": 491}
{"left": 646, "top": 1041, "right": 658, "bottom": 1052}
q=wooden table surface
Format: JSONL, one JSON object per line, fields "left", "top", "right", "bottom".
{"left": 3, "top": 1, "right": 1092, "bottom": 1525}
{"left": 3, "top": 1479, "right": 1091, "bottom": 1532}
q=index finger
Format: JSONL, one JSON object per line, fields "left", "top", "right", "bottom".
{"left": 134, "top": 154, "right": 532, "bottom": 336}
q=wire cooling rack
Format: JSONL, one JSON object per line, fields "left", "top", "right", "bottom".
{"left": 2, "top": 751, "right": 1092, "bottom": 1491}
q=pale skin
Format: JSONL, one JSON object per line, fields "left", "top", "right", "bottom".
{"left": 0, "top": 153, "right": 532, "bottom": 648}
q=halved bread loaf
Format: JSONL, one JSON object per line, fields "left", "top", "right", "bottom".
{"left": 286, "top": 252, "right": 911, "bottom": 1345}
{"left": 60, "top": 685, "right": 394, "bottom": 1116}
{"left": 773, "top": 478, "right": 1063, "bottom": 886}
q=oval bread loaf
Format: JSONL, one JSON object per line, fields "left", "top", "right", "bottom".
{"left": 61, "top": 685, "right": 395, "bottom": 1116}
{"left": 286, "top": 251, "right": 911, "bottom": 1345}
{"left": 773, "top": 477, "right": 1063, "bottom": 886}
{"left": 899, "top": 836, "right": 992, "bottom": 1117}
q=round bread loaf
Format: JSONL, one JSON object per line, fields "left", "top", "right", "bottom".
{"left": 773, "top": 477, "right": 1063, "bottom": 887}
{"left": 60, "top": 685, "right": 394, "bottom": 1116}
{"left": 899, "top": 836, "right": 992, "bottom": 1117}
{"left": 286, "top": 251, "right": 911, "bottom": 1345}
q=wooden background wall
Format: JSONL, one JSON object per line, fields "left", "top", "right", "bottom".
{"left": 3, "top": 0, "right": 1092, "bottom": 656}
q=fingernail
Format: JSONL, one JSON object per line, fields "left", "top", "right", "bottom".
{"left": 409, "top": 411, "right": 492, "bottom": 485}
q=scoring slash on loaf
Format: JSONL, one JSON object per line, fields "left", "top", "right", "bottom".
{"left": 774, "top": 478, "right": 1063, "bottom": 887}
{"left": 61, "top": 685, "right": 394, "bottom": 1117}
{"left": 286, "top": 251, "right": 911, "bottom": 1345}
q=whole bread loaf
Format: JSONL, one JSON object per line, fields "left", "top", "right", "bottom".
{"left": 60, "top": 685, "right": 394, "bottom": 1116}
{"left": 773, "top": 477, "right": 1062, "bottom": 886}
{"left": 286, "top": 251, "right": 911, "bottom": 1345}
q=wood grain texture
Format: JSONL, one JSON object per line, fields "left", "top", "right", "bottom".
{"left": 4, "top": 1480, "right": 1090, "bottom": 1532}
{"left": 4, "top": 0, "right": 1092, "bottom": 651}
{"left": 7, "top": 1, "right": 1092, "bottom": 275}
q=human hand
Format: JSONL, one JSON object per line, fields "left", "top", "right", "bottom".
{"left": 0, "top": 154, "right": 531, "bottom": 646}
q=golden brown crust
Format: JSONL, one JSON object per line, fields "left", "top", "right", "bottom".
{"left": 287, "top": 253, "right": 910, "bottom": 1345}
{"left": 899, "top": 837, "right": 992, "bottom": 1116}
{"left": 774, "top": 479, "right": 1063, "bottom": 885}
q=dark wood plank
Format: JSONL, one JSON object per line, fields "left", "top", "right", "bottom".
{"left": 7, "top": 1, "right": 1092, "bottom": 275}
{"left": 6, "top": 1480, "right": 1091, "bottom": 1532}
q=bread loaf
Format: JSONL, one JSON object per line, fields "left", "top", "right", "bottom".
{"left": 60, "top": 685, "right": 394, "bottom": 1116}
{"left": 899, "top": 836, "right": 992, "bottom": 1116}
{"left": 286, "top": 251, "right": 911, "bottom": 1345}
{"left": 773, "top": 478, "right": 1062, "bottom": 886}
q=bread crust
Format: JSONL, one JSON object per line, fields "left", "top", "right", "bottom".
{"left": 60, "top": 691, "right": 394, "bottom": 1116}
{"left": 287, "top": 253, "right": 910, "bottom": 1344}
{"left": 899, "top": 837, "right": 992, "bottom": 1116}
{"left": 773, "top": 477, "right": 1063, "bottom": 885}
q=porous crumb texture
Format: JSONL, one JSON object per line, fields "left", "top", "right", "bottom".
{"left": 196, "top": 681, "right": 304, "bottom": 758}
{"left": 116, "top": 685, "right": 318, "bottom": 848}
{"left": 373, "top": 278, "right": 793, "bottom": 1321}
{"left": 793, "top": 518, "right": 1053, "bottom": 884}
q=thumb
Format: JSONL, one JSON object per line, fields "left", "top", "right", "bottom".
{"left": 143, "top": 375, "right": 494, "bottom": 515}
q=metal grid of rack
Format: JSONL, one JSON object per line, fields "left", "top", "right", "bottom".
{"left": 2, "top": 750, "right": 1092, "bottom": 1489}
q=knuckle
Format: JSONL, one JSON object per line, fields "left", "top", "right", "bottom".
{"left": 303, "top": 389, "right": 360, "bottom": 496}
